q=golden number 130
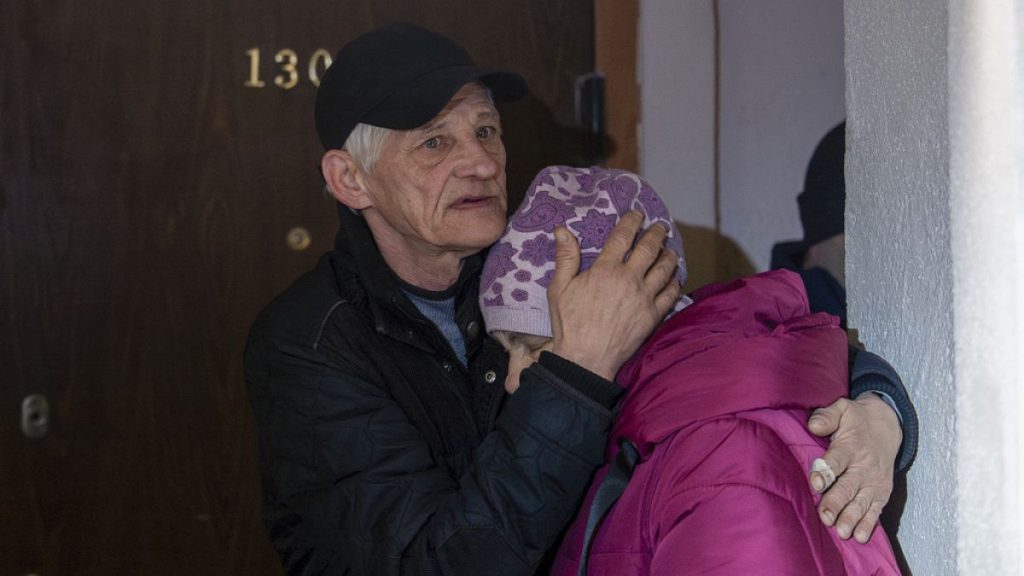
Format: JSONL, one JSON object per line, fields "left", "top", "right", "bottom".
{"left": 245, "top": 48, "right": 333, "bottom": 89}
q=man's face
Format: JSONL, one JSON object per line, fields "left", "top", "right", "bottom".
{"left": 361, "top": 83, "right": 508, "bottom": 261}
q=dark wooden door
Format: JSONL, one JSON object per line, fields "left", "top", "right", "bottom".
{"left": 0, "top": 2, "right": 593, "bottom": 573}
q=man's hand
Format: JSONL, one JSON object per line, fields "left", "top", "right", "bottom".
{"left": 547, "top": 211, "right": 681, "bottom": 381}
{"left": 808, "top": 393, "right": 902, "bottom": 543}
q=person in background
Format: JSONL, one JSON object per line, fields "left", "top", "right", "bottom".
{"left": 481, "top": 165, "right": 908, "bottom": 574}
{"left": 772, "top": 121, "right": 849, "bottom": 327}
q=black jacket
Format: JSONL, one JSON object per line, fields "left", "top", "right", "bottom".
{"left": 244, "top": 206, "right": 621, "bottom": 575}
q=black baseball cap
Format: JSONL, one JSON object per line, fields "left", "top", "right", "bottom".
{"left": 797, "top": 121, "right": 846, "bottom": 246}
{"left": 315, "top": 22, "right": 528, "bottom": 150}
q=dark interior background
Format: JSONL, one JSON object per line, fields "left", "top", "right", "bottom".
{"left": 0, "top": 1, "right": 596, "bottom": 573}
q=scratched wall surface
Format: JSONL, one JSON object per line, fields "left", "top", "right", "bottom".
{"left": 845, "top": 0, "right": 957, "bottom": 574}
{"left": 0, "top": 1, "right": 593, "bottom": 573}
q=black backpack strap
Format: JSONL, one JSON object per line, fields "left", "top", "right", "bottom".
{"left": 577, "top": 438, "right": 640, "bottom": 576}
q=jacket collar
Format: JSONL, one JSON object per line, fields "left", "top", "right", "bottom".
{"left": 331, "top": 203, "right": 486, "bottom": 354}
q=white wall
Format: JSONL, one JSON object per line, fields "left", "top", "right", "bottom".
{"left": 949, "top": 1, "right": 1024, "bottom": 573}
{"left": 717, "top": 0, "right": 845, "bottom": 271}
{"left": 638, "top": 0, "right": 716, "bottom": 230}
{"left": 845, "top": 0, "right": 956, "bottom": 573}
{"left": 639, "top": 0, "right": 845, "bottom": 271}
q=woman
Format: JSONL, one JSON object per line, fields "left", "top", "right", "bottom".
{"left": 480, "top": 165, "right": 901, "bottom": 575}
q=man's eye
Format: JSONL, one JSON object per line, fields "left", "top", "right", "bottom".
{"left": 423, "top": 137, "right": 440, "bottom": 149}
{"left": 476, "top": 126, "right": 496, "bottom": 139}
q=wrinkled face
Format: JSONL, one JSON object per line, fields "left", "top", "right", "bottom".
{"left": 361, "top": 83, "right": 509, "bottom": 261}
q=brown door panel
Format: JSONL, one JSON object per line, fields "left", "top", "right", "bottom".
{"left": 0, "top": 1, "right": 593, "bottom": 573}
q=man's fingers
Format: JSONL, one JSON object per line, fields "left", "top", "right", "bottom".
{"left": 809, "top": 394, "right": 899, "bottom": 541}
{"left": 833, "top": 490, "right": 875, "bottom": 540}
{"left": 812, "top": 433, "right": 854, "bottom": 493}
{"left": 808, "top": 398, "right": 847, "bottom": 437}
{"left": 548, "top": 226, "right": 580, "bottom": 300}
{"left": 810, "top": 458, "right": 837, "bottom": 492}
{"left": 597, "top": 210, "right": 645, "bottom": 262}
{"left": 820, "top": 478, "right": 887, "bottom": 542}
{"left": 815, "top": 439, "right": 855, "bottom": 527}
{"left": 624, "top": 219, "right": 668, "bottom": 271}
{"left": 643, "top": 244, "right": 678, "bottom": 289}
{"left": 853, "top": 500, "right": 886, "bottom": 543}
{"left": 546, "top": 213, "right": 679, "bottom": 380}
{"left": 653, "top": 279, "right": 682, "bottom": 316}
{"left": 817, "top": 458, "right": 858, "bottom": 525}
{"left": 810, "top": 448, "right": 850, "bottom": 493}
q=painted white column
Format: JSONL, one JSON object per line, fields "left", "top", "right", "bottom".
{"left": 949, "top": 1, "right": 1024, "bottom": 574}
{"left": 845, "top": 0, "right": 957, "bottom": 573}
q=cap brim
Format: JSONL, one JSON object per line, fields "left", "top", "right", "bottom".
{"left": 363, "top": 65, "right": 528, "bottom": 131}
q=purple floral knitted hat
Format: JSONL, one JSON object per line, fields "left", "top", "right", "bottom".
{"left": 480, "top": 165, "right": 688, "bottom": 338}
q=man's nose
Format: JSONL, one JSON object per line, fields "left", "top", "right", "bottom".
{"left": 453, "top": 137, "right": 501, "bottom": 179}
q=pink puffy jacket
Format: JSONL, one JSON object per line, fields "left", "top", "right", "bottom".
{"left": 551, "top": 270, "right": 900, "bottom": 575}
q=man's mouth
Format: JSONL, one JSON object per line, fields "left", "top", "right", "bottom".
{"left": 452, "top": 196, "right": 495, "bottom": 208}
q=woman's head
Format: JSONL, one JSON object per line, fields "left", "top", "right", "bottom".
{"left": 480, "top": 166, "right": 688, "bottom": 390}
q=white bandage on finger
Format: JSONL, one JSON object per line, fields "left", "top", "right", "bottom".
{"left": 812, "top": 458, "right": 837, "bottom": 491}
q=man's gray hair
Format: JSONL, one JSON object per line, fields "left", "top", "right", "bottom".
{"left": 344, "top": 123, "right": 393, "bottom": 173}
{"left": 342, "top": 85, "right": 495, "bottom": 173}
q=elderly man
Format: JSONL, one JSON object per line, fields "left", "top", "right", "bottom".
{"left": 245, "top": 23, "right": 916, "bottom": 575}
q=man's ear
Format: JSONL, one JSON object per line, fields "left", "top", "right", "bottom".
{"left": 322, "top": 150, "right": 373, "bottom": 210}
